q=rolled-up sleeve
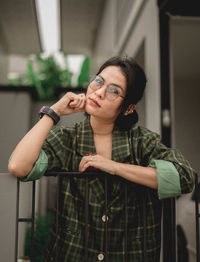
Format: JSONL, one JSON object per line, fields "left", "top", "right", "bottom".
{"left": 138, "top": 126, "right": 195, "bottom": 199}
{"left": 20, "top": 149, "right": 48, "bottom": 182}
{"left": 149, "top": 159, "right": 181, "bottom": 200}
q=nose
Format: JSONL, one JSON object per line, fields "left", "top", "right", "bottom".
{"left": 94, "top": 86, "right": 106, "bottom": 99}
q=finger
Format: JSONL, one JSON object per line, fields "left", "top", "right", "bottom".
{"left": 70, "top": 94, "right": 86, "bottom": 109}
{"left": 79, "top": 156, "right": 88, "bottom": 171}
{"left": 76, "top": 98, "right": 83, "bottom": 108}
{"left": 81, "top": 160, "right": 96, "bottom": 172}
{"left": 78, "top": 98, "right": 86, "bottom": 111}
{"left": 66, "top": 92, "right": 76, "bottom": 103}
{"left": 79, "top": 155, "right": 94, "bottom": 172}
{"left": 79, "top": 162, "right": 90, "bottom": 172}
{"left": 75, "top": 96, "right": 84, "bottom": 107}
{"left": 79, "top": 160, "right": 90, "bottom": 172}
{"left": 69, "top": 98, "right": 81, "bottom": 108}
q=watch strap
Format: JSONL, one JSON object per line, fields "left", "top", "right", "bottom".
{"left": 39, "top": 106, "right": 60, "bottom": 125}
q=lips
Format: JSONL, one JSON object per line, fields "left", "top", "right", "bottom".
{"left": 88, "top": 97, "right": 101, "bottom": 107}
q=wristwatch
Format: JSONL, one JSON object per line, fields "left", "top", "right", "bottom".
{"left": 38, "top": 106, "right": 60, "bottom": 125}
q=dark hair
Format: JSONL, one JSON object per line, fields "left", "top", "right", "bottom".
{"left": 96, "top": 56, "right": 147, "bottom": 130}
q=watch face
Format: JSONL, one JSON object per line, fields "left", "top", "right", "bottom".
{"left": 43, "top": 107, "right": 50, "bottom": 114}
{"left": 40, "top": 106, "right": 46, "bottom": 113}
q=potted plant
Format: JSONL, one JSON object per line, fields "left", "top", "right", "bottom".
{"left": 24, "top": 211, "right": 53, "bottom": 262}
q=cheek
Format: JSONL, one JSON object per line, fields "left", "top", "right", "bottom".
{"left": 86, "top": 85, "right": 93, "bottom": 97}
{"left": 115, "top": 104, "right": 123, "bottom": 115}
{"left": 106, "top": 102, "right": 123, "bottom": 118}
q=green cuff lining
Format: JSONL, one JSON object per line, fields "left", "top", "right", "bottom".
{"left": 149, "top": 159, "right": 181, "bottom": 200}
{"left": 20, "top": 150, "right": 48, "bottom": 182}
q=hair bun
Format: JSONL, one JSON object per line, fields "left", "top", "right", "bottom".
{"left": 115, "top": 110, "right": 138, "bottom": 130}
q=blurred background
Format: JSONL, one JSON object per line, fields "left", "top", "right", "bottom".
{"left": 0, "top": 0, "right": 200, "bottom": 261}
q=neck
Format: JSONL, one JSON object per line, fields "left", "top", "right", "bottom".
{"left": 90, "top": 116, "right": 114, "bottom": 135}
{"left": 93, "top": 131, "right": 112, "bottom": 136}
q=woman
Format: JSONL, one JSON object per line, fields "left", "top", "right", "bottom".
{"left": 8, "top": 56, "right": 195, "bottom": 261}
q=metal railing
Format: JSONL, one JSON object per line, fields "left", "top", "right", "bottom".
{"left": 195, "top": 173, "right": 200, "bottom": 262}
{"left": 15, "top": 172, "right": 200, "bottom": 262}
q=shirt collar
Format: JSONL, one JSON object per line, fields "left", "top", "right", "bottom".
{"left": 76, "top": 117, "right": 96, "bottom": 156}
{"left": 76, "top": 117, "right": 132, "bottom": 202}
{"left": 76, "top": 117, "right": 131, "bottom": 162}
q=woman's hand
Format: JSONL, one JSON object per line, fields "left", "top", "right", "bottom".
{"left": 79, "top": 154, "right": 158, "bottom": 189}
{"left": 50, "top": 92, "right": 86, "bottom": 116}
{"left": 79, "top": 154, "right": 117, "bottom": 175}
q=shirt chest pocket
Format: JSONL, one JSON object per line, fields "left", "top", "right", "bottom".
{"left": 59, "top": 188, "right": 85, "bottom": 238}
{"left": 60, "top": 217, "right": 81, "bottom": 237}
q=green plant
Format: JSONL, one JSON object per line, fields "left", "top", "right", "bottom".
{"left": 78, "top": 56, "right": 90, "bottom": 87}
{"left": 24, "top": 211, "right": 53, "bottom": 262}
{"left": 8, "top": 54, "right": 91, "bottom": 102}
{"left": 26, "top": 55, "right": 72, "bottom": 101}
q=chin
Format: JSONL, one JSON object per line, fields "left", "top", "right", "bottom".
{"left": 85, "top": 104, "right": 93, "bottom": 116}
{"left": 85, "top": 101, "right": 98, "bottom": 112}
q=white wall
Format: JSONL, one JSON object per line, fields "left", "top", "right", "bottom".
{"left": 8, "top": 54, "right": 29, "bottom": 75}
{"left": 0, "top": 173, "right": 17, "bottom": 261}
{"left": 0, "top": 92, "right": 41, "bottom": 259}
{"left": 0, "top": 92, "right": 32, "bottom": 172}
{"left": 93, "top": 0, "right": 161, "bottom": 133}
{"left": 172, "top": 80, "right": 200, "bottom": 171}
{"left": 170, "top": 17, "right": 200, "bottom": 173}
{"left": 123, "top": 0, "right": 161, "bottom": 133}
{"left": 91, "top": 0, "right": 116, "bottom": 74}
{"left": 170, "top": 17, "right": 200, "bottom": 262}
{"left": 0, "top": 41, "right": 9, "bottom": 84}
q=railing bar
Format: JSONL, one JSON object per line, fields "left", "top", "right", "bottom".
{"left": 172, "top": 198, "right": 176, "bottom": 262}
{"left": 162, "top": 198, "right": 176, "bottom": 262}
{"left": 18, "top": 218, "right": 33, "bottom": 222}
{"left": 30, "top": 181, "right": 36, "bottom": 262}
{"left": 124, "top": 182, "right": 128, "bottom": 262}
{"left": 15, "top": 172, "right": 188, "bottom": 262}
{"left": 15, "top": 178, "right": 20, "bottom": 262}
{"left": 105, "top": 175, "right": 108, "bottom": 262}
{"left": 47, "top": 171, "right": 111, "bottom": 177}
{"left": 143, "top": 192, "right": 147, "bottom": 262}
{"left": 85, "top": 176, "right": 89, "bottom": 262}
{"left": 195, "top": 173, "right": 200, "bottom": 262}
{"left": 56, "top": 175, "right": 61, "bottom": 262}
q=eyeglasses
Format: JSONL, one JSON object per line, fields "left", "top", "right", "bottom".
{"left": 90, "top": 75, "right": 125, "bottom": 101}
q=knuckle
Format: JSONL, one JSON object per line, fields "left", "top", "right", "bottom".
{"left": 67, "top": 91, "right": 73, "bottom": 96}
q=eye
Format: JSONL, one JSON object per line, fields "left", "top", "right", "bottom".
{"left": 95, "top": 76, "right": 104, "bottom": 85}
{"left": 108, "top": 85, "right": 120, "bottom": 95}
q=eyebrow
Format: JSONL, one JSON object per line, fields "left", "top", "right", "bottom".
{"left": 98, "top": 74, "right": 124, "bottom": 92}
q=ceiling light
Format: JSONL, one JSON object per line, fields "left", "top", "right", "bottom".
{"left": 35, "top": 0, "right": 60, "bottom": 54}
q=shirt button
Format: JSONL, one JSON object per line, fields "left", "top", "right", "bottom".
{"left": 102, "top": 215, "right": 109, "bottom": 222}
{"left": 98, "top": 253, "right": 104, "bottom": 261}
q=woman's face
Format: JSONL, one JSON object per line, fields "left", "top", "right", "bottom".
{"left": 85, "top": 66, "right": 127, "bottom": 122}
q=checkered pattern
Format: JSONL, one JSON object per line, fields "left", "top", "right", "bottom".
{"left": 41, "top": 117, "right": 195, "bottom": 262}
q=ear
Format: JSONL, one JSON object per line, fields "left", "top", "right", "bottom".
{"left": 124, "top": 104, "right": 136, "bottom": 116}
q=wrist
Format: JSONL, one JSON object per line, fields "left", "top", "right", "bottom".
{"left": 39, "top": 106, "right": 60, "bottom": 125}
{"left": 50, "top": 105, "right": 62, "bottom": 117}
{"left": 112, "top": 161, "right": 121, "bottom": 176}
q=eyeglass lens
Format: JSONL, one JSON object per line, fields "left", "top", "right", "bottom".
{"left": 91, "top": 76, "right": 123, "bottom": 100}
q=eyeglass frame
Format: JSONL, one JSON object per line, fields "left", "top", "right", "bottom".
{"left": 89, "top": 75, "right": 126, "bottom": 101}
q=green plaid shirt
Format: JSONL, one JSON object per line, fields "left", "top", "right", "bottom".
{"left": 37, "top": 117, "right": 194, "bottom": 262}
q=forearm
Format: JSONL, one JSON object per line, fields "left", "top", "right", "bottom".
{"left": 8, "top": 115, "right": 54, "bottom": 177}
{"left": 8, "top": 92, "right": 86, "bottom": 178}
{"left": 114, "top": 162, "right": 158, "bottom": 189}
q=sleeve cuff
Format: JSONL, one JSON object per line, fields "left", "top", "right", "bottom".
{"left": 20, "top": 150, "right": 48, "bottom": 182}
{"left": 149, "top": 159, "right": 181, "bottom": 200}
